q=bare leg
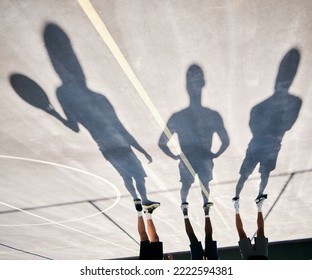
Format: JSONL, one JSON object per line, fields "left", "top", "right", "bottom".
{"left": 138, "top": 215, "right": 149, "bottom": 242}
{"left": 205, "top": 216, "right": 213, "bottom": 241}
{"left": 181, "top": 205, "right": 198, "bottom": 243}
{"left": 257, "top": 211, "right": 265, "bottom": 237}
{"left": 235, "top": 213, "right": 248, "bottom": 240}
{"left": 184, "top": 217, "right": 199, "bottom": 244}
{"left": 146, "top": 217, "right": 159, "bottom": 242}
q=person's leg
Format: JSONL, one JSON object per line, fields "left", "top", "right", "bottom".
{"left": 144, "top": 204, "right": 160, "bottom": 242}
{"left": 181, "top": 204, "right": 204, "bottom": 259}
{"left": 253, "top": 198, "right": 269, "bottom": 259}
{"left": 256, "top": 198, "right": 266, "bottom": 237}
{"left": 233, "top": 199, "right": 248, "bottom": 240}
{"left": 257, "top": 212, "right": 265, "bottom": 237}
{"left": 203, "top": 203, "right": 219, "bottom": 259}
{"left": 146, "top": 216, "right": 159, "bottom": 242}
{"left": 181, "top": 204, "right": 198, "bottom": 244}
{"left": 203, "top": 203, "right": 213, "bottom": 241}
{"left": 135, "top": 200, "right": 149, "bottom": 242}
{"left": 236, "top": 213, "right": 248, "bottom": 240}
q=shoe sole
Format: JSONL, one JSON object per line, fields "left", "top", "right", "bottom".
{"left": 143, "top": 203, "right": 160, "bottom": 210}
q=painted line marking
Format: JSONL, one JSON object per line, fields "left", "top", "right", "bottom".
{"left": 0, "top": 155, "right": 120, "bottom": 226}
{"left": 0, "top": 200, "right": 136, "bottom": 253}
{"left": 77, "top": 0, "right": 229, "bottom": 229}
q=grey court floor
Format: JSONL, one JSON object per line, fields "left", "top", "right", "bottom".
{"left": 0, "top": 0, "right": 311, "bottom": 259}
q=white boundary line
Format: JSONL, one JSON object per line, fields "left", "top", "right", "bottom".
{"left": 0, "top": 155, "right": 120, "bottom": 226}
{"left": 0, "top": 156, "right": 137, "bottom": 253}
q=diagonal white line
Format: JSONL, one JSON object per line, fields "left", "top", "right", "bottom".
{"left": 77, "top": 0, "right": 230, "bottom": 229}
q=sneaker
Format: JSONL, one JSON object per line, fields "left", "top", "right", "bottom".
{"left": 180, "top": 202, "right": 189, "bottom": 216}
{"left": 134, "top": 199, "right": 142, "bottom": 212}
{"left": 232, "top": 197, "right": 240, "bottom": 211}
{"left": 203, "top": 202, "right": 214, "bottom": 208}
{"left": 255, "top": 194, "right": 267, "bottom": 205}
{"left": 143, "top": 203, "right": 160, "bottom": 214}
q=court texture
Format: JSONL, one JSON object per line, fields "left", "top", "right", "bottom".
{"left": 0, "top": 0, "right": 311, "bottom": 259}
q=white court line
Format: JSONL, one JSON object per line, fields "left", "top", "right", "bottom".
{"left": 0, "top": 200, "right": 137, "bottom": 253}
{"left": 78, "top": 0, "right": 230, "bottom": 229}
{"left": 0, "top": 155, "right": 121, "bottom": 226}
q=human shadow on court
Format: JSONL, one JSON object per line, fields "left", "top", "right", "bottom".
{"left": 158, "top": 64, "right": 230, "bottom": 206}
{"left": 234, "top": 48, "right": 302, "bottom": 202}
{"left": 10, "top": 23, "right": 158, "bottom": 206}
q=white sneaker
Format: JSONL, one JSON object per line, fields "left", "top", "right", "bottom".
{"left": 232, "top": 197, "right": 240, "bottom": 211}
{"left": 180, "top": 202, "right": 189, "bottom": 216}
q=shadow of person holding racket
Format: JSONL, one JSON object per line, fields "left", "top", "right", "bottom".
{"left": 10, "top": 23, "right": 159, "bottom": 208}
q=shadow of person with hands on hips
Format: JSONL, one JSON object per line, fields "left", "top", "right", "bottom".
{"left": 158, "top": 64, "right": 229, "bottom": 260}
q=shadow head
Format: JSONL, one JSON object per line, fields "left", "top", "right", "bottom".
{"left": 186, "top": 64, "right": 205, "bottom": 97}
{"left": 275, "top": 48, "right": 300, "bottom": 92}
{"left": 43, "top": 23, "right": 85, "bottom": 84}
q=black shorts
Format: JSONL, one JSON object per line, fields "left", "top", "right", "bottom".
{"left": 190, "top": 240, "right": 219, "bottom": 260}
{"left": 238, "top": 237, "right": 268, "bottom": 260}
{"left": 139, "top": 241, "right": 163, "bottom": 260}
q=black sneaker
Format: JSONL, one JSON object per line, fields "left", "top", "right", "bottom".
{"left": 255, "top": 194, "right": 268, "bottom": 205}
{"left": 134, "top": 199, "right": 143, "bottom": 212}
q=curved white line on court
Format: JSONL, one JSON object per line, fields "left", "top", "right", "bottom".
{"left": 0, "top": 200, "right": 137, "bottom": 253}
{"left": 0, "top": 155, "right": 121, "bottom": 227}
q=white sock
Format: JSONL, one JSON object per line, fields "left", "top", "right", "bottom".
{"left": 146, "top": 213, "right": 152, "bottom": 220}
{"left": 138, "top": 211, "right": 143, "bottom": 217}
